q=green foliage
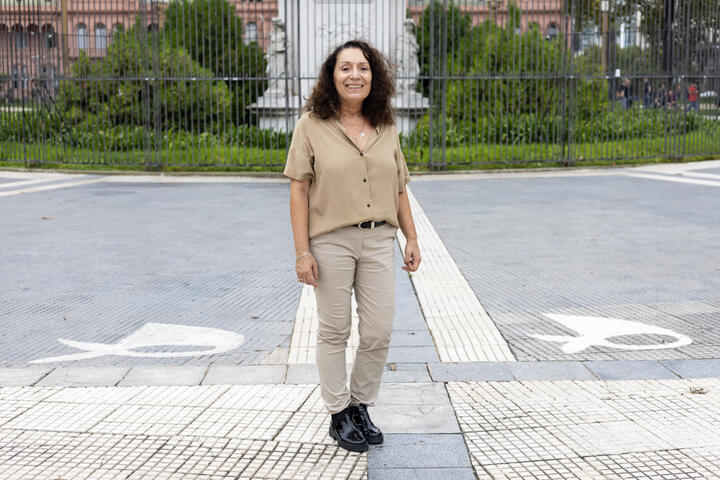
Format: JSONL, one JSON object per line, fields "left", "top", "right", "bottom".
{"left": 448, "top": 21, "right": 564, "bottom": 120}
{"left": 408, "top": 110, "right": 707, "bottom": 146}
{"left": 0, "top": 107, "right": 289, "bottom": 151}
{"left": 163, "top": 0, "right": 267, "bottom": 123}
{"left": 59, "top": 19, "right": 231, "bottom": 132}
{"left": 416, "top": 0, "right": 472, "bottom": 102}
{"left": 438, "top": 2, "right": 608, "bottom": 129}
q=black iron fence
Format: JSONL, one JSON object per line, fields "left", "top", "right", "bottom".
{"left": 1, "top": 0, "right": 719, "bottom": 170}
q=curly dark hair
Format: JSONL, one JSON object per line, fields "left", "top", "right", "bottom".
{"left": 304, "top": 40, "right": 395, "bottom": 127}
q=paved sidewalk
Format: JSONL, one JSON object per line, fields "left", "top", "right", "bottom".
{"left": 2, "top": 161, "right": 720, "bottom": 479}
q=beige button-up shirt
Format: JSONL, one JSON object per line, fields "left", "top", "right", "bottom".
{"left": 284, "top": 112, "right": 411, "bottom": 239}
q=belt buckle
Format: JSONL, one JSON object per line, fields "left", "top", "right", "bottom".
{"left": 357, "top": 220, "right": 374, "bottom": 230}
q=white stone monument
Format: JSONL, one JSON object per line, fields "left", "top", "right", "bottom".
{"left": 252, "top": 0, "right": 429, "bottom": 134}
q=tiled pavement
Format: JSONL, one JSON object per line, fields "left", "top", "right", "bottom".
{"left": 1, "top": 161, "right": 720, "bottom": 479}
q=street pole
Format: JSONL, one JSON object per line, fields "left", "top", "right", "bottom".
{"left": 60, "top": 0, "right": 69, "bottom": 75}
{"left": 601, "top": 1, "right": 608, "bottom": 75}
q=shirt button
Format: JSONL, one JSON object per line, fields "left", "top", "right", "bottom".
{"left": 363, "top": 178, "right": 367, "bottom": 182}
{"left": 366, "top": 203, "right": 371, "bottom": 207}
{"left": 360, "top": 152, "right": 364, "bottom": 156}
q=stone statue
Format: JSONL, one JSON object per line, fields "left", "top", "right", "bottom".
{"left": 266, "top": 17, "right": 288, "bottom": 96}
{"left": 395, "top": 19, "right": 420, "bottom": 94}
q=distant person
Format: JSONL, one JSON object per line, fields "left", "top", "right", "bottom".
{"left": 616, "top": 84, "right": 627, "bottom": 110}
{"left": 687, "top": 83, "right": 699, "bottom": 111}
{"left": 643, "top": 78, "right": 653, "bottom": 109}
{"left": 618, "top": 78, "right": 632, "bottom": 110}
{"left": 655, "top": 84, "right": 667, "bottom": 108}
{"left": 667, "top": 84, "right": 677, "bottom": 108}
{"left": 284, "top": 40, "right": 421, "bottom": 453}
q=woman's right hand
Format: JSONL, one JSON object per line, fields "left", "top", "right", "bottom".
{"left": 296, "top": 253, "right": 319, "bottom": 287}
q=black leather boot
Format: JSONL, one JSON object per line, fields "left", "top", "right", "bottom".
{"left": 329, "top": 406, "right": 368, "bottom": 452}
{"left": 350, "top": 404, "right": 383, "bottom": 444}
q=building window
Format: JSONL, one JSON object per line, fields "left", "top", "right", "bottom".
{"left": 244, "top": 22, "right": 258, "bottom": 44}
{"left": 12, "top": 24, "right": 26, "bottom": 50}
{"left": 12, "top": 65, "right": 19, "bottom": 89}
{"left": 112, "top": 23, "right": 124, "bottom": 38}
{"left": 42, "top": 24, "right": 56, "bottom": 49}
{"left": 0, "top": 24, "right": 8, "bottom": 50}
{"left": 77, "top": 24, "right": 87, "bottom": 51}
{"left": 42, "top": 64, "right": 58, "bottom": 91}
{"left": 95, "top": 23, "right": 107, "bottom": 51}
{"left": 13, "top": 65, "right": 29, "bottom": 90}
{"left": 27, "top": 24, "right": 39, "bottom": 42}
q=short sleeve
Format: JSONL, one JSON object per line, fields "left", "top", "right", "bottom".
{"left": 394, "top": 129, "right": 411, "bottom": 193}
{"left": 283, "top": 114, "right": 315, "bottom": 182}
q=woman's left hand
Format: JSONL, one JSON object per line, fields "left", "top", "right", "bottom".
{"left": 402, "top": 239, "right": 421, "bottom": 272}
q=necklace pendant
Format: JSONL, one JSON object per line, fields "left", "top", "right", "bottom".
{"left": 359, "top": 131, "right": 365, "bottom": 138}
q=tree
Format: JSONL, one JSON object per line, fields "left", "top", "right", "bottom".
{"left": 416, "top": 0, "right": 472, "bottom": 104}
{"left": 163, "top": 0, "right": 266, "bottom": 123}
{"left": 447, "top": 4, "right": 566, "bottom": 121}
{"left": 59, "top": 19, "right": 231, "bottom": 131}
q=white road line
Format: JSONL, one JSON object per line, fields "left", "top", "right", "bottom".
{"left": 0, "top": 178, "right": 60, "bottom": 190}
{"left": 398, "top": 187, "right": 516, "bottom": 362}
{"left": 628, "top": 159, "right": 720, "bottom": 175}
{"left": 625, "top": 172, "right": 720, "bottom": 188}
{"left": 0, "top": 177, "right": 106, "bottom": 197}
{"left": 680, "top": 171, "right": 720, "bottom": 181}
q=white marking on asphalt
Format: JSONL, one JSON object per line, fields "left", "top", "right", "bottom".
{"left": 0, "top": 178, "right": 57, "bottom": 190}
{"left": 628, "top": 159, "right": 720, "bottom": 175}
{"left": 399, "top": 187, "right": 516, "bottom": 362}
{"left": 532, "top": 313, "right": 692, "bottom": 353}
{"left": 680, "top": 171, "right": 720, "bottom": 181}
{"left": 624, "top": 172, "right": 720, "bottom": 188}
{"left": 30, "top": 323, "right": 245, "bottom": 363}
{"left": 0, "top": 176, "right": 107, "bottom": 196}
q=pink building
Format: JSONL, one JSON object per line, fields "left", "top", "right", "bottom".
{"left": 1, "top": 0, "right": 567, "bottom": 101}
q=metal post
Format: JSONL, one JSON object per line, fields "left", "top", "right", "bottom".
{"left": 60, "top": 0, "right": 69, "bottom": 75}
{"left": 601, "top": 1, "right": 609, "bottom": 75}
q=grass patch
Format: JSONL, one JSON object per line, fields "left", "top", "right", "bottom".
{"left": 2, "top": 128, "right": 719, "bottom": 174}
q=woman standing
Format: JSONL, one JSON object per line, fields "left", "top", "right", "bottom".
{"left": 284, "top": 40, "right": 421, "bottom": 452}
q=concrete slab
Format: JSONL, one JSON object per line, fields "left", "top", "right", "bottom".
{"left": 372, "top": 403, "right": 460, "bottom": 434}
{"left": 285, "top": 364, "right": 353, "bottom": 384}
{"left": 377, "top": 383, "right": 451, "bottom": 406}
{"left": 584, "top": 361, "right": 680, "bottom": 380}
{"left": 202, "top": 365, "right": 287, "bottom": 385}
{"left": 661, "top": 359, "right": 720, "bottom": 379}
{"left": 506, "top": 361, "right": 595, "bottom": 381}
{"left": 35, "top": 366, "right": 130, "bottom": 387}
{"left": 390, "top": 331, "right": 435, "bottom": 347}
{"left": 118, "top": 366, "right": 208, "bottom": 386}
{"left": 392, "top": 315, "right": 432, "bottom": 331}
{"left": 0, "top": 367, "right": 53, "bottom": 386}
{"left": 428, "top": 362, "right": 513, "bottom": 382}
{"left": 368, "top": 434, "right": 472, "bottom": 469}
{"left": 369, "top": 468, "right": 477, "bottom": 480}
{"left": 387, "top": 347, "right": 439, "bottom": 363}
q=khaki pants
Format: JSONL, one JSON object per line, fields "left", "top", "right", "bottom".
{"left": 310, "top": 223, "right": 397, "bottom": 414}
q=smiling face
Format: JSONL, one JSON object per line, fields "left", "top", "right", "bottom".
{"left": 333, "top": 47, "right": 372, "bottom": 110}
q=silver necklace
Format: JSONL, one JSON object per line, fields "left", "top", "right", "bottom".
{"left": 342, "top": 114, "right": 366, "bottom": 139}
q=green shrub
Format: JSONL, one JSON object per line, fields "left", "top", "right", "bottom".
{"left": 416, "top": 0, "right": 472, "bottom": 105}
{"left": 58, "top": 20, "right": 231, "bottom": 132}
{"left": 408, "top": 110, "right": 708, "bottom": 146}
{"left": 163, "top": 0, "right": 267, "bottom": 124}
